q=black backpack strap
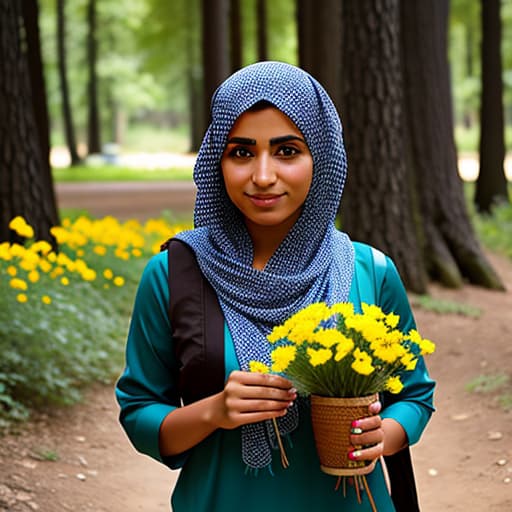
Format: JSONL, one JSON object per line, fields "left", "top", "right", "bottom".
{"left": 384, "top": 448, "right": 420, "bottom": 511}
{"left": 163, "top": 238, "right": 225, "bottom": 405}
{"left": 370, "top": 248, "right": 420, "bottom": 511}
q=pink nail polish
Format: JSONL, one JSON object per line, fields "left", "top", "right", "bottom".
{"left": 351, "top": 420, "right": 360, "bottom": 428}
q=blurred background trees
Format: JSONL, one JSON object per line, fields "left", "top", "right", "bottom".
{"left": 0, "top": 0, "right": 510, "bottom": 291}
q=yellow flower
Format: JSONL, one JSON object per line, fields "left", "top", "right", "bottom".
{"left": 334, "top": 335, "right": 355, "bottom": 361}
{"left": 400, "top": 352, "right": 418, "bottom": 371}
{"left": 371, "top": 338, "right": 406, "bottom": 364}
{"left": 113, "top": 276, "right": 125, "bottom": 287}
{"left": 103, "top": 268, "right": 114, "bottom": 280}
{"left": 386, "top": 376, "right": 404, "bottom": 394}
{"left": 81, "top": 268, "right": 97, "bottom": 282}
{"left": 351, "top": 348, "right": 375, "bottom": 375}
{"left": 28, "top": 270, "right": 40, "bottom": 283}
{"left": 6, "top": 265, "right": 17, "bottom": 277}
{"left": 16, "top": 293, "right": 28, "bottom": 303}
{"left": 9, "top": 278, "right": 28, "bottom": 291}
{"left": 408, "top": 329, "right": 436, "bottom": 355}
{"left": 313, "top": 328, "right": 344, "bottom": 348}
{"left": 267, "top": 324, "right": 291, "bottom": 343}
{"left": 384, "top": 312, "right": 400, "bottom": 329}
{"left": 60, "top": 276, "right": 70, "bottom": 286}
{"left": 361, "top": 303, "right": 386, "bottom": 320}
{"left": 271, "top": 345, "right": 297, "bottom": 373}
{"left": 9, "top": 216, "right": 34, "bottom": 239}
{"left": 132, "top": 248, "right": 142, "bottom": 257}
{"left": 41, "top": 295, "right": 52, "bottom": 305}
{"left": 307, "top": 347, "right": 332, "bottom": 366}
{"left": 330, "top": 302, "right": 355, "bottom": 318}
{"left": 39, "top": 260, "right": 52, "bottom": 273}
{"left": 30, "top": 240, "right": 52, "bottom": 255}
{"left": 94, "top": 245, "right": 107, "bottom": 256}
{"left": 249, "top": 361, "right": 270, "bottom": 374}
{"left": 49, "top": 226, "right": 69, "bottom": 244}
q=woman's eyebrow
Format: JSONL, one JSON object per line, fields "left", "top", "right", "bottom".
{"left": 226, "top": 136, "right": 256, "bottom": 145}
{"left": 269, "top": 135, "right": 306, "bottom": 146}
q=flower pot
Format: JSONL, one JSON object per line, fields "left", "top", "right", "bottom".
{"left": 310, "top": 393, "right": 378, "bottom": 476}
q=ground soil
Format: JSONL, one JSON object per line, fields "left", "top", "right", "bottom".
{"left": 1, "top": 184, "right": 511, "bottom": 511}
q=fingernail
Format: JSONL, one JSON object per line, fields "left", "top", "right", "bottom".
{"left": 351, "top": 427, "right": 363, "bottom": 435}
{"left": 351, "top": 420, "right": 360, "bottom": 428}
{"left": 289, "top": 387, "right": 297, "bottom": 394}
{"left": 348, "top": 450, "right": 362, "bottom": 460}
{"left": 287, "top": 401, "right": 295, "bottom": 408}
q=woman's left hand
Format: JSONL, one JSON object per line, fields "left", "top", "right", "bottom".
{"left": 348, "top": 400, "right": 384, "bottom": 463}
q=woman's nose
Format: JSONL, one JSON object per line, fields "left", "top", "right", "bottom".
{"left": 251, "top": 155, "right": 277, "bottom": 187}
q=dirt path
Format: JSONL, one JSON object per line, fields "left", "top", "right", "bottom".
{"left": 55, "top": 181, "right": 196, "bottom": 221}
{"left": 1, "top": 185, "right": 511, "bottom": 511}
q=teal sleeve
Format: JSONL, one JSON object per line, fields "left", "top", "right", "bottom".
{"left": 115, "top": 252, "right": 186, "bottom": 468}
{"left": 377, "top": 255, "right": 436, "bottom": 446}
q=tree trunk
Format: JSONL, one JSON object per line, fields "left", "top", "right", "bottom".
{"left": 230, "top": 0, "right": 242, "bottom": 72}
{"left": 87, "top": 0, "right": 101, "bottom": 155}
{"left": 256, "top": 0, "right": 267, "bottom": 61}
{"left": 57, "top": 0, "right": 81, "bottom": 165}
{"left": 20, "top": 0, "right": 59, "bottom": 226}
{"left": 475, "top": 0, "right": 509, "bottom": 213}
{"left": 201, "top": 0, "right": 230, "bottom": 128}
{"left": 297, "top": 0, "right": 342, "bottom": 113}
{"left": 187, "top": 0, "right": 203, "bottom": 152}
{"left": 339, "top": 0, "right": 427, "bottom": 293}
{"left": 0, "top": 0, "right": 58, "bottom": 243}
{"left": 297, "top": 0, "right": 315, "bottom": 72}
{"left": 401, "top": 0, "right": 503, "bottom": 290}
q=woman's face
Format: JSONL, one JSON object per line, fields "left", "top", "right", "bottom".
{"left": 221, "top": 107, "right": 313, "bottom": 238}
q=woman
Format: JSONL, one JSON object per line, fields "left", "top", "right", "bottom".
{"left": 116, "top": 61, "right": 435, "bottom": 511}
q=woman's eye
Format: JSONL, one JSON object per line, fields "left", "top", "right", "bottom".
{"left": 276, "top": 145, "right": 299, "bottom": 157}
{"left": 228, "top": 147, "right": 252, "bottom": 158}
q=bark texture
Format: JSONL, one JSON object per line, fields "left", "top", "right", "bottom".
{"left": 57, "top": 0, "right": 81, "bottom": 165}
{"left": 87, "top": 0, "right": 101, "bottom": 154}
{"left": 297, "top": 0, "right": 342, "bottom": 112}
{"left": 0, "top": 0, "right": 58, "bottom": 243}
{"left": 20, "top": 0, "right": 59, "bottom": 225}
{"left": 201, "top": 0, "right": 230, "bottom": 128}
{"left": 475, "top": 0, "right": 509, "bottom": 213}
{"left": 401, "top": 0, "right": 503, "bottom": 289}
{"left": 340, "top": 0, "right": 427, "bottom": 293}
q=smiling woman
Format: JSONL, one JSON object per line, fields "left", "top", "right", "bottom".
{"left": 116, "top": 61, "right": 435, "bottom": 512}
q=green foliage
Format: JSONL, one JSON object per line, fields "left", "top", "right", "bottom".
{"left": 466, "top": 373, "right": 512, "bottom": 412}
{"left": 33, "top": 448, "right": 59, "bottom": 462}
{"left": 472, "top": 195, "right": 512, "bottom": 260}
{"left": 52, "top": 164, "right": 193, "bottom": 183}
{"left": 466, "top": 373, "right": 509, "bottom": 393}
{"left": 411, "top": 295, "right": 482, "bottom": 317}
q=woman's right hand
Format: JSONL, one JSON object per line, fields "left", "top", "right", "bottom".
{"left": 212, "top": 370, "right": 297, "bottom": 430}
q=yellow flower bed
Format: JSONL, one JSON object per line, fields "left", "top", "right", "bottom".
{"left": 2, "top": 215, "right": 189, "bottom": 306}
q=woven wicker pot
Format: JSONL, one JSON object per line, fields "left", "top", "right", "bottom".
{"left": 310, "top": 393, "right": 378, "bottom": 476}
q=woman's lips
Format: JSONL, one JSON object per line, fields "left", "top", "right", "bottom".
{"left": 246, "top": 193, "right": 285, "bottom": 207}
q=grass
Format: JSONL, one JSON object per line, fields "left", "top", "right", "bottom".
{"left": 466, "top": 373, "right": 512, "bottom": 412}
{"left": 52, "top": 164, "right": 193, "bottom": 183}
{"left": 410, "top": 295, "right": 482, "bottom": 317}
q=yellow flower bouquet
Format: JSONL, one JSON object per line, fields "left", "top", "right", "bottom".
{"left": 251, "top": 301, "right": 434, "bottom": 398}
{"left": 249, "top": 301, "right": 435, "bottom": 508}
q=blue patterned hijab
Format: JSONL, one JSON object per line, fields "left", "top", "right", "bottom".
{"left": 176, "top": 61, "right": 354, "bottom": 470}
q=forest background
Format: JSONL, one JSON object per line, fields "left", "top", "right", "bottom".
{"left": 0, "top": 0, "right": 512, "bottom": 503}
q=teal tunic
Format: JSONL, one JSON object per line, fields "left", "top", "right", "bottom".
{"left": 116, "top": 243, "right": 435, "bottom": 511}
